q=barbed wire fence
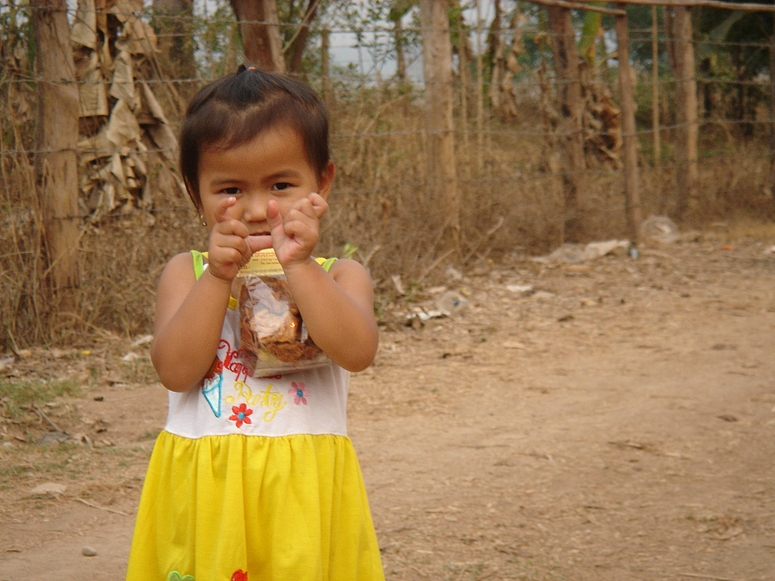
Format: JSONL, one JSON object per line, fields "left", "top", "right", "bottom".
{"left": 2, "top": 0, "right": 775, "bottom": 347}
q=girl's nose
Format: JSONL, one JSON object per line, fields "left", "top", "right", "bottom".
{"left": 242, "top": 194, "right": 267, "bottom": 223}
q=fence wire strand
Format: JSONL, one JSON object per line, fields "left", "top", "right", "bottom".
{"left": 3, "top": 3, "right": 775, "bottom": 219}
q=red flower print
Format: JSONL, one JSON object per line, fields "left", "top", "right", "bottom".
{"left": 288, "top": 381, "right": 308, "bottom": 405}
{"left": 229, "top": 403, "right": 253, "bottom": 428}
{"left": 231, "top": 570, "right": 248, "bottom": 581}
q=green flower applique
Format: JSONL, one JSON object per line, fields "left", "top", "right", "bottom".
{"left": 167, "top": 572, "right": 195, "bottom": 581}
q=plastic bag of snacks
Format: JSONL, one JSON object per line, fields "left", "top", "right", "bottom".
{"left": 234, "top": 249, "right": 329, "bottom": 376}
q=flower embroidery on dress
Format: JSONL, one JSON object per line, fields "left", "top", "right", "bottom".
{"left": 229, "top": 403, "right": 253, "bottom": 427}
{"left": 231, "top": 570, "right": 248, "bottom": 581}
{"left": 288, "top": 381, "right": 308, "bottom": 405}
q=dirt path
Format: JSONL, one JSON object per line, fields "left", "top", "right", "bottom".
{"left": 2, "top": 234, "right": 775, "bottom": 581}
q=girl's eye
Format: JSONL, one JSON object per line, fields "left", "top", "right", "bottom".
{"left": 220, "top": 187, "right": 241, "bottom": 195}
{"left": 273, "top": 183, "right": 291, "bottom": 192}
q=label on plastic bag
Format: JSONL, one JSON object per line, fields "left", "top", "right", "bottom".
{"left": 235, "top": 249, "right": 329, "bottom": 376}
{"left": 238, "top": 248, "right": 284, "bottom": 277}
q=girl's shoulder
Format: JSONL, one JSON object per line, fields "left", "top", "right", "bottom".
{"left": 158, "top": 252, "right": 198, "bottom": 288}
{"left": 326, "top": 258, "right": 373, "bottom": 298}
{"left": 165, "top": 251, "right": 198, "bottom": 274}
{"left": 326, "top": 257, "right": 369, "bottom": 279}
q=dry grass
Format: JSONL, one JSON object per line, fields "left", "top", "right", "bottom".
{"left": 1, "top": 117, "right": 47, "bottom": 348}
{"left": 723, "top": 215, "right": 775, "bottom": 243}
{"left": 0, "top": 377, "right": 80, "bottom": 420}
{"left": 2, "top": 81, "right": 775, "bottom": 351}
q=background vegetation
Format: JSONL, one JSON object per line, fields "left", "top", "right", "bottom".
{"left": 2, "top": 0, "right": 775, "bottom": 350}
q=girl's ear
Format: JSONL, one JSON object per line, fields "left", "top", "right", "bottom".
{"left": 317, "top": 161, "right": 336, "bottom": 200}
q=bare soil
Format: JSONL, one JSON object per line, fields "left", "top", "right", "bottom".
{"left": 2, "top": 232, "right": 775, "bottom": 581}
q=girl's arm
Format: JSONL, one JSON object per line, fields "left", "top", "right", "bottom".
{"left": 283, "top": 257, "right": 378, "bottom": 372}
{"left": 265, "top": 193, "right": 378, "bottom": 371}
{"left": 150, "top": 254, "right": 232, "bottom": 392}
{"left": 151, "top": 196, "right": 255, "bottom": 392}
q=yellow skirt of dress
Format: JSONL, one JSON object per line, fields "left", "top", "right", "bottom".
{"left": 125, "top": 431, "right": 384, "bottom": 581}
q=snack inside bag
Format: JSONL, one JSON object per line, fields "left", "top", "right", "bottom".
{"left": 234, "top": 249, "right": 329, "bottom": 376}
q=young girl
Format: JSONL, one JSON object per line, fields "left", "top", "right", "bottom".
{"left": 126, "top": 66, "right": 384, "bottom": 581}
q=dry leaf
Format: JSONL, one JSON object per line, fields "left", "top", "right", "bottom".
{"left": 110, "top": 51, "right": 138, "bottom": 109}
{"left": 106, "top": 99, "right": 142, "bottom": 148}
{"left": 117, "top": 17, "right": 158, "bottom": 55}
{"left": 71, "top": 0, "right": 97, "bottom": 49}
{"left": 139, "top": 81, "right": 169, "bottom": 124}
{"left": 77, "top": 52, "right": 109, "bottom": 117}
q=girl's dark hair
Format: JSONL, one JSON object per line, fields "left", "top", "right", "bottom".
{"left": 180, "top": 65, "right": 330, "bottom": 210}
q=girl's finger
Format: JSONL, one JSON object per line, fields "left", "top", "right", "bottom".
{"left": 307, "top": 193, "right": 328, "bottom": 219}
{"left": 213, "top": 217, "right": 250, "bottom": 239}
{"left": 282, "top": 212, "right": 318, "bottom": 241}
{"left": 212, "top": 232, "right": 250, "bottom": 251}
{"left": 266, "top": 200, "right": 285, "bottom": 232}
{"left": 246, "top": 234, "right": 273, "bottom": 254}
{"left": 214, "top": 196, "right": 237, "bottom": 223}
{"left": 286, "top": 195, "right": 325, "bottom": 222}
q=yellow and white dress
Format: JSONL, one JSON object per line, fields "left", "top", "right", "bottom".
{"left": 126, "top": 253, "right": 384, "bottom": 581}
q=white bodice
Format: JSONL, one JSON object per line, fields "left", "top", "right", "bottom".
{"left": 164, "top": 306, "right": 349, "bottom": 439}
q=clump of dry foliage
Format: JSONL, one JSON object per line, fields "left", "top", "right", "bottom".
{"left": 2, "top": 2, "right": 775, "bottom": 351}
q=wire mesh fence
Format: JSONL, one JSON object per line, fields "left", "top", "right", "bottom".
{"left": 2, "top": 0, "right": 775, "bottom": 347}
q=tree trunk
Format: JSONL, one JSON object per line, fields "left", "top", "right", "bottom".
{"left": 230, "top": 0, "right": 286, "bottom": 72}
{"left": 475, "top": 0, "right": 484, "bottom": 173}
{"left": 420, "top": 0, "right": 460, "bottom": 258}
{"left": 488, "top": 0, "right": 502, "bottom": 110}
{"left": 321, "top": 28, "right": 330, "bottom": 104}
{"left": 394, "top": 17, "right": 406, "bottom": 82}
{"left": 769, "top": 17, "right": 775, "bottom": 193}
{"left": 616, "top": 5, "right": 643, "bottom": 246}
{"left": 390, "top": 0, "right": 417, "bottom": 85}
{"left": 152, "top": 0, "right": 196, "bottom": 80}
{"left": 667, "top": 5, "right": 698, "bottom": 220}
{"left": 456, "top": 5, "right": 470, "bottom": 169}
{"left": 31, "top": 0, "right": 81, "bottom": 313}
{"left": 497, "top": 10, "right": 523, "bottom": 121}
{"left": 651, "top": 5, "right": 661, "bottom": 166}
{"left": 288, "top": 0, "right": 319, "bottom": 73}
{"left": 547, "top": 6, "right": 586, "bottom": 243}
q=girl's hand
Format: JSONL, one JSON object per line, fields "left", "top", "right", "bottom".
{"left": 206, "top": 196, "right": 253, "bottom": 282}
{"left": 265, "top": 193, "right": 328, "bottom": 269}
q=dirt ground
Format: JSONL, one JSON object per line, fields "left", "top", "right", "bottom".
{"left": 2, "top": 229, "right": 775, "bottom": 581}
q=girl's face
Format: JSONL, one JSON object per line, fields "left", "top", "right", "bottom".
{"left": 197, "top": 125, "right": 334, "bottom": 234}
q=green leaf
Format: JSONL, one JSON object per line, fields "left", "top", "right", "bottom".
{"left": 342, "top": 243, "right": 358, "bottom": 259}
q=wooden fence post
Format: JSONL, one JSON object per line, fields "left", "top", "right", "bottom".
{"left": 547, "top": 5, "right": 586, "bottom": 243}
{"left": 31, "top": 0, "right": 80, "bottom": 312}
{"left": 668, "top": 5, "right": 698, "bottom": 220}
{"left": 615, "top": 5, "right": 642, "bottom": 246}
{"left": 420, "top": 0, "right": 460, "bottom": 258}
